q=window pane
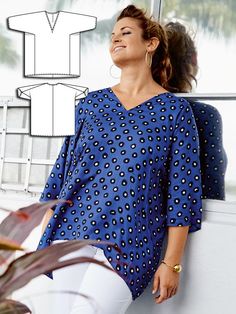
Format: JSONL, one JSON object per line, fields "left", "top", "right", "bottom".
{"left": 29, "top": 164, "right": 52, "bottom": 187}
{"left": 32, "top": 137, "right": 63, "bottom": 160}
{"left": 161, "top": 1, "right": 236, "bottom": 200}
{"left": 161, "top": 0, "right": 236, "bottom": 93}
{"left": 206, "top": 100, "right": 236, "bottom": 201}
{"left": 180, "top": 99, "right": 234, "bottom": 201}
{"left": 7, "top": 107, "right": 29, "bottom": 129}
{"left": 2, "top": 163, "right": 26, "bottom": 185}
{"left": 5, "top": 134, "right": 28, "bottom": 158}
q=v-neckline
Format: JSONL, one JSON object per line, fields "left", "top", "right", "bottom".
{"left": 44, "top": 11, "right": 61, "bottom": 32}
{"left": 107, "top": 87, "right": 169, "bottom": 112}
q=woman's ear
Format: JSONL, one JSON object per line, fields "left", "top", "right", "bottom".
{"left": 146, "top": 37, "right": 160, "bottom": 53}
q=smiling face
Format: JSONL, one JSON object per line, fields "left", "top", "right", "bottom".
{"left": 109, "top": 17, "right": 152, "bottom": 68}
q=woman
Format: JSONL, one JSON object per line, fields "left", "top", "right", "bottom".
{"left": 36, "top": 5, "right": 202, "bottom": 313}
{"left": 165, "top": 21, "right": 227, "bottom": 200}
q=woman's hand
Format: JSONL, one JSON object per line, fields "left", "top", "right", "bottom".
{"left": 152, "top": 263, "right": 180, "bottom": 304}
{"left": 41, "top": 208, "right": 54, "bottom": 235}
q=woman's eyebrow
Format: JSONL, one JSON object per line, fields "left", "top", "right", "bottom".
{"left": 111, "top": 26, "right": 134, "bottom": 35}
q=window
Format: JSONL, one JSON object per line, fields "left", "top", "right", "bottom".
{"left": 160, "top": 0, "right": 236, "bottom": 200}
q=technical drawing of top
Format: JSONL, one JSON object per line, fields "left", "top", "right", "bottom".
{"left": 7, "top": 10, "right": 97, "bottom": 78}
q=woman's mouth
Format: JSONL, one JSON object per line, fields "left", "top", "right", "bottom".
{"left": 113, "top": 46, "right": 126, "bottom": 53}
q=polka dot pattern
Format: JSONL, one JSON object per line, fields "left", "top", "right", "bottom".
{"left": 190, "top": 101, "right": 227, "bottom": 200}
{"left": 36, "top": 87, "right": 203, "bottom": 300}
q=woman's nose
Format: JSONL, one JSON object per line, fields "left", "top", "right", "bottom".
{"left": 111, "top": 34, "right": 122, "bottom": 43}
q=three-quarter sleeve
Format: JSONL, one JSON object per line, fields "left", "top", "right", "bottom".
{"left": 39, "top": 136, "right": 71, "bottom": 208}
{"left": 39, "top": 97, "right": 87, "bottom": 208}
{"left": 166, "top": 101, "right": 203, "bottom": 233}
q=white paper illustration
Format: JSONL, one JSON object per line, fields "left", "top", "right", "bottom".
{"left": 17, "top": 83, "right": 88, "bottom": 136}
{"left": 8, "top": 11, "right": 97, "bottom": 78}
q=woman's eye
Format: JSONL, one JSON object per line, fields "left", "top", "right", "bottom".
{"left": 110, "top": 31, "right": 131, "bottom": 40}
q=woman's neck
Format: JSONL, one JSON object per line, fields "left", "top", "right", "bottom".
{"left": 112, "top": 68, "right": 166, "bottom": 97}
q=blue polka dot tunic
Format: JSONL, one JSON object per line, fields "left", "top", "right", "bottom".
{"left": 36, "top": 87, "right": 203, "bottom": 300}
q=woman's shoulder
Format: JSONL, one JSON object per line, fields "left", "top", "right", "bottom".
{"left": 155, "top": 91, "right": 191, "bottom": 113}
{"left": 86, "top": 87, "right": 109, "bottom": 97}
{"left": 75, "top": 87, "right": 109, "bottom": 109}
{"left": 77, "top": 87, "right": 111, "bottom": 104}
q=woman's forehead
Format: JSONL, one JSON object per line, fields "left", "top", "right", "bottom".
{"left": 112, "top": 17, "right": 139, "bottom": 32}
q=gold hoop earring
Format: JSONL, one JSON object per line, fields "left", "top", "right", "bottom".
{"left": 145, "top": 51, "right": 152, "bottom": 68}
{"left": 109, "top": 64, "right": 121, "bottom": 79}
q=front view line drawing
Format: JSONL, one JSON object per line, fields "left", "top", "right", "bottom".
{"left": 7, "top": 10, "right": 97, "bottom": 78}
{"left": 17, "top": 83, "right": 88, "bottom": 136}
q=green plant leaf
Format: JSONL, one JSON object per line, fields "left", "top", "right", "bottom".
{"left": 0, "top": 239, "right": 125, "bottom": 300}
{"left": 0, "top": 298, "right": 31, "bottom": 313}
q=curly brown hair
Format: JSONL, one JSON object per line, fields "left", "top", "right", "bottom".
{"left": 116, "top": 5, "right": 172, "bottom": 90}
{"left": 165, "top": 21, "right": 198, "bottom": 93}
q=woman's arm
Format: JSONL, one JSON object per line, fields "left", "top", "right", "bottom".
{"left": 152, "top": 225, "right": 190, "bottom": 304}
{"left": 163, "top": 225, "right": 189, "bottom": 264}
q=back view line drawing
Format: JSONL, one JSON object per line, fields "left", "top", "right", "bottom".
{"left": 17, "top": 83, "right": 88, "bottom": 136}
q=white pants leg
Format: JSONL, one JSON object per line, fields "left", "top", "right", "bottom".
{"left": 50, "top": 240, "right": 133, "bottom": 314}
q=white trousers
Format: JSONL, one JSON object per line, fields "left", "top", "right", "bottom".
{"left": 49, "top": 240, "right": 133, "bottom": 314}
